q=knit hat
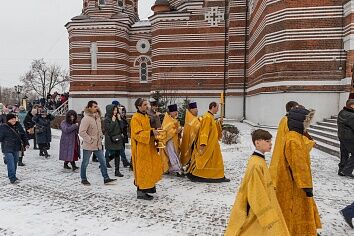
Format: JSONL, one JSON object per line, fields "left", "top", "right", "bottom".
{"left": 188, "top": 102, "right": 197, "bottom": 109}
{"left": 112, "top": 100, "right": 120, "bottom": 106}
{"left": 168, "top": 104, "right": 178, "bottom": 112}
{"left": 6, "top": 113, "right": 17, "bottom": 122}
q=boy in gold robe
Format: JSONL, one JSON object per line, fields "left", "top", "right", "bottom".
{"left": 275, "top": 107, "right": 322, "bottom": 235}
{"left": 269, "top": 101, "right": 298, "bottom": 184}
{"left": 225, "top": 129, "right": 290, "bottom": 236}
{"left": 130, "top": 98, "right": 163, "bottom": 200}
{"left": 180, "top": 102, "right": 201, "bottom": 167}
{"left": 160, "top": 104, "right": 183, "bottom": 176}
{"left": 187, "top": 102, "right": 229, "bottom": 182}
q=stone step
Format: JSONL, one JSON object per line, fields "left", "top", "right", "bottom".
{"left": 307, "top": 128, "right": 338, "bottom": 141}
{"left": 331, "top": 115, "right": 338, "bottom": 119}
{"left": 323, "top": 118, "right": 337, "bottom": 124}
{"left": 314, "top": 140, "right": 340, "bottom": 157}
{"left": 310, "top": 133, "right": 340, "bottom": 148}
{"left": 310, "top": 124, "right": 338, "bottom": 134}
{"left": 317, "top": 121, "right": 338, "bottom": 129}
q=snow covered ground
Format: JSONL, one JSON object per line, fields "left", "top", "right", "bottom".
{"left": 0, "top": 123, "right": 353, "bottom": 236}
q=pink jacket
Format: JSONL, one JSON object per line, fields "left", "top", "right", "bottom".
{"left": 79, "top": 108, "right": 103, "bottom": 150}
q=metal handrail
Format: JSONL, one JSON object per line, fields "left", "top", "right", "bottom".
{"left": 51, "top": 100, "right": 69, "bottom": 116}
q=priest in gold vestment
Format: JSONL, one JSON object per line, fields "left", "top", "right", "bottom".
{"left": 160, "top": 104, "right": 183, "bottom": 176}
{"left": 225, "top": 129, "right": 290, "bottom": 236}
{"left": 187, "top": 102, "right": 229, "bottom": 182}
{"left": 180, "top": 102, "right": 201, "bottom": 167}
{"left": 274, "top": 107, "right": 321, "bottom": 235}
{"left": 130, "top": 98, "right": 163, "bottom": 200}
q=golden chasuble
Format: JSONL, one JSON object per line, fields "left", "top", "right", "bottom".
{"left": 189, "top": 111, "right": 224, "bottom": 179}
{"left": 269, "top": 116, "right": 288, "bottom": 185}
{"left": 180, "top": 110, "right": 201, "bottom": 166}
{"left": 160, "top": 112, "right": 181, "bottom": 173}
{"left": 225, "top": 154, "right": 290, "bottom": 236}
{"left": 275, "top": 131, "right": 321, "bottom": 235}
{"left": 130, "top": 112, "right": 163, "bottom": 190}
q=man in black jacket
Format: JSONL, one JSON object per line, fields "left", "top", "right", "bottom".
{"left": 337, "top": 99, "right": 354, "bottom": 178}
{"left": 0, "top": 114, "right": 30, "bottom": 183}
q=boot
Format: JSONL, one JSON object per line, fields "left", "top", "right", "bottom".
{"left": 44, "top": 150, "right": 50, "bottom": 158}
{"left": 39, "top": 150, "right": 44, "bottom": 156}
{"left": 18, "top": 156, "right": 25, "bottom": 166}
{"left": 114, "top": 155, "right": 124, "bottom": 177}
{"left": 106, "top": 156, "right": 112, "bottom": 168}
{"left": 71, "top": 161, "right": 79, "bottom": 171}
{"left": 137, "top": 190, "right": 153, "bottom": 200}
{"left": 64, "top": 162, "right": 71, "bottom": 169}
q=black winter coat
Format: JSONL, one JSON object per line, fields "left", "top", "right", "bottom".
{"left": 0, "top": 122, "right": 29, "bottom": 153}
{"left": 0, "top": 114, "right": 6, "bottom": 124}
{"left": 23, "top": 111, "right": 35, "bottom": 139}
{"left": 337, "top": 107, "right": 354, "bottom": 141}
{"left": 104, "top": 104, "right": 123, "bottom": 151}
{"left": 33, "top": 114, "right": 54, "bottom": 144}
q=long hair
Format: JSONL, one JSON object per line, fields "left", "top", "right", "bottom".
{"left": 66, "top": 110, "right": 78, "bottom": 124}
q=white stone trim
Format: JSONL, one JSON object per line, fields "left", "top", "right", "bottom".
{"left": 247, "top": 77, "right": 352, "bottom": 92}
{"left": 344, "top": 1, "right": 354, "bottom": 17}
{"left": 344, "top": 34, "right": 354, "bottom": 51}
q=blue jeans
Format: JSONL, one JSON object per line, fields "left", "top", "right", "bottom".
{"left": 81, "top": 150, "right": 109, "bottom": 181}
{"left": 4, "top": 152, "right": 19, "bottom": 182}
{"left": 120, "top": 143, "right": 129, "bottom": 165}
{"left": 342, "top": 201, "right": 354, "bottom": 219}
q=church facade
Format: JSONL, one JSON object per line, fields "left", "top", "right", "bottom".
{"left": 66, "top": 0, "right": 354, "bottom": 126}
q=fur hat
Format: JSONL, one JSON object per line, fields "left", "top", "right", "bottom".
{"left": 288, "top": 107, "right": 315, "bottom": 133}
{"left": 6, "top": 113, "right": 17, "bottom": 122}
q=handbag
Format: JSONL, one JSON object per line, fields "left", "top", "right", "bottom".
{"left": 111, "top": 134, "right": 123, "bottom": 143}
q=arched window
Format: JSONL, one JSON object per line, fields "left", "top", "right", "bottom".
{"left": 140, "top": 62, "right": 148, "bottom": 82}
{"left": 134, "top": 56, "right": 152, "bottom": 83}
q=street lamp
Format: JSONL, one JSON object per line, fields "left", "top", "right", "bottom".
{"left": 14, "top": 85, "right": 23, "bottom": 106}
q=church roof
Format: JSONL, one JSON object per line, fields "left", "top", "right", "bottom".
{"left": 71, "top": 14, "right": 90, "bottom": 21}
{"left": 132, "top": 20, "right": 151, "bottom": 28}
{"left": 154, "top": 0, "right": 170, "bottom": 6}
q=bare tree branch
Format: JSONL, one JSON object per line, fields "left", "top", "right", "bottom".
{"left": 20, "top": 59, "right": 69, "bottom": 99}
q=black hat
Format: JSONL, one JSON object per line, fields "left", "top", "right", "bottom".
{"left": 168, "top": 104, "right": 178, "bottom": 112}
{"left": 188, "top": 102, "right": 197, "bottom": 109}
{"left": 6, "top": 113, "right": 16, "bottom": 122}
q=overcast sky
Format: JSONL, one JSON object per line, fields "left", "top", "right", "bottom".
{"left": 0, "top": 0, "right": 155, "bottom": 88}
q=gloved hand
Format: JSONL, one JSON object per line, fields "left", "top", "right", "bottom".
{"left": 303, "top": 188, "right": 313, "bottom": 197}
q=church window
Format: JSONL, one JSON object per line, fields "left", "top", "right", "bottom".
{"left": 140, "top": 63, "right": 148, "bottom": 82}
{"left": 98, "top": 0, "right": 106, "bottom": 6}
{"left": 134, "top": 56, "right": 152, "bottom": 83}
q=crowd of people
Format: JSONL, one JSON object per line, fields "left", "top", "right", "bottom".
{"left": 0, "top": 97, "right": 353, "bottom": 234}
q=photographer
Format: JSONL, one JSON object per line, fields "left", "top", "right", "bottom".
{"left": 104, "top": 104, "right": 124, "bottom": 177}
